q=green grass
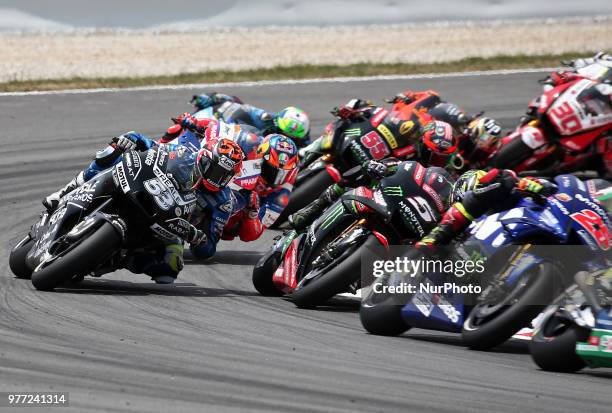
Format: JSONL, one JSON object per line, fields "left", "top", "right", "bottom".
{"left": 1, "top": 52, "right": 595, "bottom": 92}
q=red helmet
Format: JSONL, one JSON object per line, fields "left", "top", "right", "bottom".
{"left": 193, "top": 138, "right": 244, "bottom": 191}
{"left": 420, "top": 121, "right": 458, "bottom": 167}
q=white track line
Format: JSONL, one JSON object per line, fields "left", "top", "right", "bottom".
{"left": 0, "top": 67, "right": 557, "bottom": 97}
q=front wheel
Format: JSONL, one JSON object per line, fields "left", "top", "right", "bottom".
{"left": 290, "top": 235, "right": 380, "bottom": 309}
{"left": 529, "top": 312, "right": 589, "bottom": 372}
{"left": 252, "top": 250, "right": 283, "bottom": 296}
{"left": 360, "top": 284, "right": 410, "bottom": 336}
{"left": 9, "top": 235, "right": 35, "bottom": 279}
{"left": 461, "top": 262, "right": 556, "bottom": 350}
{"left": 31, "top": 222, "right": 121, "bottom": 291}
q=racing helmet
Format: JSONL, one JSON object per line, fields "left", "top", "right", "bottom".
{"left": 419, "top": 120, "right": 459, "bottom": 168}
{"left": 257, "top": 134, "right": 298, "bottom": 186}
{"left": 450, "top": 169, "right": 487, "bottom": 205}
{"left": 423, "top": 166, "right": 455, "bottom": 211}
{"left": 193, "top": 138, "right": 244, "bottom": 191}
{"left": 275, "top": 107, "right": 310, "bottom": 140}
{"left": 468, "top": 117, "right": 502, "bottom": 152}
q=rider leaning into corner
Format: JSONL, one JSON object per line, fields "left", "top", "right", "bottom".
{"left": 201, "top": 117, "right": 300, "bottom": 242}
{"left": 300, "top": 91, "right": 503, "bottom": 170}
{"left": 501, "top": 51, "right": 612, "bottom": 177}
{"left": 289, "top": 96, "right": 471, "bottom": 229}
{"left": 42, "top": 131, "right": 244, "bottom": 283}
{"left": 415, "top": 169, "right": 561, "bottom": 248}
{"left": 160, "top": 113, "right": 300, "bottom": 241}
{"left": 289, "top": 158, "right": 456, "bottom": 251}
{"left": 188, "top": 92, "right": 312, "bottom": 147}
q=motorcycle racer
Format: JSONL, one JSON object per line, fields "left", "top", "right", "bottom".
{"left": 222, "top": 133, "right": 299, "bottom": 241}
{"left": 301, "top": 93, "right": 501, "bottom": 171}
{"left": 154, "top": 114, "right": 300, "bottom": 241}
{"left": 386, "top": 89, "right": 503, "bottom": 167}
{"left": 415, "top": 168, "right": 558, "bottom": 248}
{"left": 542, "top": 51, "right": 612, "bottom": 91}
{"left": 42, "top": 132, "right": 244, "bottom": 282}
{"left": 191, "top": 92, "right": 311, "bottom": 146}
{"left": 493, "top": 57, "right": 612, "bottom": 177}
{"left": 290, "top": 114, "right": 460, "bottom": 230}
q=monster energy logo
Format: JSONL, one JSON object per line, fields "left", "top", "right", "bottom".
{"left": 321, "top": 204, "right": 344, "bottom": 230}
{"left": 344, "top": 128, "right": 361, "bottom": 137}
{"left": 383, "top": 186, "right": 403, "bottom": 197}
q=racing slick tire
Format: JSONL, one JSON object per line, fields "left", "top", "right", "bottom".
{"left": 31, "top": 222, "right": 121, "bottom": 291}
{"left": 252, "top": 250, "right": 283, "bottom": 296}
{"left": 491, "top": 136, "right": 533, "bottom": 170}
{"left": 461, "top": 262, "right": 556, "bottom": 350}
{"left": 360, "top": 289, "right": 411, "bottom": 336}
{"left": 9, "top": 235, "right": 35, "bottom": 279}
{"left": 529, "top": 313, "right": 589, "bottom": 372}
{"left": 290, "top": 235, "right": 379, "bottom": 309}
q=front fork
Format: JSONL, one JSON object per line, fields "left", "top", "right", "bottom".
{"left": 311, "top": 218, "right": 369, "bottom": 270}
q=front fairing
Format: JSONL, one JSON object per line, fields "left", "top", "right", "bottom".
{"left": 467, "top": 175, "right": 611, "bottom": 252}
{"left": 26, "top": 169, "right": 117, "bottom": 270}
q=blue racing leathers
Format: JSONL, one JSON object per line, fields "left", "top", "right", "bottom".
{"left": 193, "top": 93, "right": 311, "bottom": 144}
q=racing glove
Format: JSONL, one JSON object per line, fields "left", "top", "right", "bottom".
{"left": 517, "top": 177, "right": 558, "bottom": 197}
{"left": 173, "top": 112, "right": 198, "bottom": 130}
{"left": 365, "top": 160, "right": 389, "bottom": 180}
{"left": 187, "top": 226, "right": 208, "bottom": 246}
{"left": 331, "top": 99, "right": 374, "bottom": 120}
{"left": 115, "top": 133, "right": 138, "bottom": 151}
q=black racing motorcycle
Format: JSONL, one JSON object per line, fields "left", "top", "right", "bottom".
{"left": 253, "top": 162, "right": 448, "bottom": 308}
{"left": 9, "top": 146, "right": 199, "bottom": 290}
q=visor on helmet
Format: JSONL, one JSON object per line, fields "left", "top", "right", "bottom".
{"left": 194, "top": 156, "right": 235, "bottom": 191}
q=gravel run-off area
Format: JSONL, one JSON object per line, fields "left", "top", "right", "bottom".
{"left": 1, "top": 19, "right": 611, "bottom": 82}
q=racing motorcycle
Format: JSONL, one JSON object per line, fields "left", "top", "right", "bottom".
{"left": 9, "top": 145, "right": 199, "bottom": 290}
{"left": 491, "top": 78, "right": 611, "bottom": 177}
{"left": 277, "top": 103, "right": 443, "bottom": 225}
{"left": 360, "top": 175, "right": 611, "bottom": 350}
{"left": 530, "top": 269, "right": 612, "bottom": 372}
{"left": 252, "top": 162, "right": 448, "bottom": 308}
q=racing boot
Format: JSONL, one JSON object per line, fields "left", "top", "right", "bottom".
{"left": 42, "top": 171, "right": 85, "bottom": 212}
{"left": 289, "top": 184, "right": 345, "bottom": 231}
{"left": 415, "top": 203, "right": 473, "bottom": 248}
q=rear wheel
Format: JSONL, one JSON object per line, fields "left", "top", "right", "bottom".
{"left": 9, "top": 236, "right": 35, "bottom": 279}
{"left": 290, "top": 235, "right": 380, "bottom": 309}
{"left": 31, "top": 222, "right": 121, "bottom": 291}
{"left": 461, "top": 262, "right": 556, "bottom": 350}
{"left": 492, "top": 137, "right": 534, "bottom": 170}
{"left": 530, "top": 312, "right": 589, "bottom": 372}
{"left": 273, "top": 169, "right": 334, "bottom": 227}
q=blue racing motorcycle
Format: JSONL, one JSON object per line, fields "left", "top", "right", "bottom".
{"left": 360, "top": 174, "right": 611, "bottom": 350}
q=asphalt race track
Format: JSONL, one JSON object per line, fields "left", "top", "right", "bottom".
{"left": 1, "top": 72, "right": 610, "bottom": 412}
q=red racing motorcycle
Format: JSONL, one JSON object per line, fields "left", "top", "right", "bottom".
{"left": 491, "top": 78, "right": 611, "bottom": 177}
